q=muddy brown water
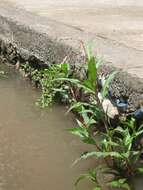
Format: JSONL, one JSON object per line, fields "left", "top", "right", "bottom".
{"left": 0, "top": 64, "right": 142, "bottom": 190}
{"left": 0, "top": 64, "right": 96, "bottom": 190}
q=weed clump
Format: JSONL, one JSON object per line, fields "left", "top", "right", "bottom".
{"left": 21, "top": 45, "right": 143, "bottom": 190}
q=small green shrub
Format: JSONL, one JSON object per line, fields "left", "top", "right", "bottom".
{"left": 21, "top": 62, "right": 70, "bottom": 107}
{"left": 33, "top": 63, "right": 70, "bottom": 108}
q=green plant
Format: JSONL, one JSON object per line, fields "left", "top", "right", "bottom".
{"left": 75, "top": 168, "right": 103, "bottom": 190}
{"left": 55, "top": 45, "right": 116, "bottom": 126}
{"left": 0, "top": 70, "right": 6, "bottom": 78}
{"left": 21, "top": 63, "right": 31, "bottom": 73}
{"left": 69, "top": 116, "right": 143, "bottom": 190}
{"left": 75, "top": 166, "right": 130, "bottom": 190}
{"left": 33, "top": 63, "right": 70, "bottom": 108}
{"left": 20, "top": 44, "right": 143, "bottom": 190}
{"left": 63, "top": 46, "right": 143, "bottom": 190}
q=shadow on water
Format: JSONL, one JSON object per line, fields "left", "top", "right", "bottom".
{"left": 0, "top": 64, "right": 97, "bottom": 190}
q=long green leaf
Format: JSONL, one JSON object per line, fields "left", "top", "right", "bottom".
{"left": 60, "top": 63, "right": 69, "bottom": 75}
{"left": 101, "top": 71, "right": 117, "bottom": 99}
{"left": 87, "top": 56, "right": 97, "bottom": 91}
{"left": 73, "top": 151, "right": 123, "bottom": 165}
{"left": 75, "top": 171, "right": 97, "bottom": 186}
{"left": 92, "top": 187, "right": 101, "bottom": 190}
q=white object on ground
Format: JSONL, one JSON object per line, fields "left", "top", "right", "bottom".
{"left": 102, "top": 98, "right": 119, "bottom": 119}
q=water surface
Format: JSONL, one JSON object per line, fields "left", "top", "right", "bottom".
{"left": 0, "top": 64, "right": 95, "bottom": 190}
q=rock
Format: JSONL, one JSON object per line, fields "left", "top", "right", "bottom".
{"left": 19, "top": 48, "right": 30, "bottom": 61}
{"left": 116, "top": 98, "right": 128, "bottom": 113}
{"left": 133, "top": 108, "right": 143, "bottom": 120}
{"left": 102, "top": 98, "right": 119, "bottom": 119}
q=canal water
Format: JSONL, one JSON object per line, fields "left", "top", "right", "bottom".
{"left": 0, "top": 64, "right": 95, "bottom": 190}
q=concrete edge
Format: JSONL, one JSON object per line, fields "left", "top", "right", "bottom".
{"left": 0, "top": 8, "right": 143, "bottom": 112}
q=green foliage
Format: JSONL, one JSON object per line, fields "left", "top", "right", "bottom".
{"left": 101, "top": 71, "right": 117, "bottom": 99}
{"left": 107, "top": 178, "right": 131, "bottom": 190}
{"left": 70, "top": 117, "right": 143, "bottom": 189}
{"left": 20, "top": 45, "right": 143, "bottom": 190}
{"left": 33, "top": 63, "right": 70, "bottom": 107}
{"left": 61, "top": 47, "right": 143, "bottom": 190}
{"left": 84, "top": 56, "right": 97, "bottom": 91}
{"left": 0, "top": 70, "right": 6, "bottom": 78}
{"left": 67, "top": 118, "right": 96, "bottom": 146}
{"left": 75, "top": 166, "right": 131, "bottom": 190}
{"left": 75, "top": 169, "right": 102, "bottom": 190}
